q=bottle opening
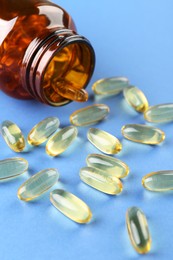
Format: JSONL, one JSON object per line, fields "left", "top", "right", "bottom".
{"left": 42, "top": 41, "right": 94, "bottom": 106}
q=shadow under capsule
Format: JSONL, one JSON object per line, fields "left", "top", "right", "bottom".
{"left": 120, "top": 139, "right": 157, "bottom": 158}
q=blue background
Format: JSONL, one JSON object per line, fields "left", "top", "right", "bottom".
{"left": 0, "top": 0, "right": 173, "bottom": 259}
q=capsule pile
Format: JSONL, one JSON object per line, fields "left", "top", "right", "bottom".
{"left": 1, "top": 76, "right": 173, "bottom": 254}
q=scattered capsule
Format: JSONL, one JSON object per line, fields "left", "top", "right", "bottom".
{"left": 86, "top": 153, "right": 129, "bottom": 178}
{"left": 46, "top": 126, "right": 78, "bottom": 156}
{"left": 142, "top": 170, "right": 173, "bottom": 192}
{"left": 126, "top": 207, "right": 151, "bottom": 254}
{"left": 70, "top": 104, "right": 110, "bottom": 126}
{"left": 0, "top": 157, "right": 28, "bottom": 180}
{"left": 123, "top": 86, "right": 149, "bottom": 113}
{"left": 50, "top": 189, "right": 92, "bottom": 224}
{"left": 0, "top": 120, "right": 25, "bottom": 152}
{"left": 92, "top": 77, "right": 129, "bottom": 96}
{"left": 87, "top": 128, "right": 122, "bottom": 154}
{"left": 28, "top": 117, "right": 60, "bottom": 146}
{"left": 80, "top": 167, "right": 123, "bottom": 195}
{"left": 144, "top": 103, "right": 173, "bottom": 123}
{"left": 121, "top": 124, "right": 165, "bottom": 145}
{"left": 18, "top": 168, "right": 59, "bottom": 201}
{"left": 55, "top": 83, "right": 88, "bottom": 102}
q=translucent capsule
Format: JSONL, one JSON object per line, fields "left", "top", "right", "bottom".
{"left": 0, "top": 120, "right": 25, "bottom": 152}
{"left": 126, "top": 207, "right": 151, "bottom": 254}
{"left": 123, "top": 86, "right": 149, "bottom": 113}
{"left": 50, "top": 189, "right": 92, "bottom": 224}
{"left": 70, "top": 104, "right": 110, "bottom": 126}
{"left": 121, "top": 124, "right": 165, "bottom": 145}
{"left": 92, "top": 77, "right": 129, "bottom": 96}
{"left": 0, "top": 157, "right": 28, "bottom": 180}
{"left": 55, "top": 83, "right": 88, "bottom": 102}
{"left": 144, "top": 103, "right": 173, "bottom": 123}
{"left": 142, "top": 170, "right": 173, "bottom": 192}
{"left": 87, "top": 128, "right": 122, "bottom": 154}
{"left": 86, "top": 154, "right": 129, "bottom": 178}
{"left": 46, "top": 126, "right": 78, "bottom": 156}
{"left": 28, "top": 117, "right": 60, "bottom": 146}
{"left": 80, "top": 167, "right": 123, "bottom": 195}
{"left": 18, "top": 168, "right": 59, "bottom": 201}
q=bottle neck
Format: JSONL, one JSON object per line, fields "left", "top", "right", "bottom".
{"left": 21, "top": 29, "right": 95, "bottom": 106}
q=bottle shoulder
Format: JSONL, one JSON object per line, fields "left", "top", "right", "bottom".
{"left": 0, "top": 0, "right": 76, "bottom": 53}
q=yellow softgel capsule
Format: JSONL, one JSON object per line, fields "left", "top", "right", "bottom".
{"left": 50, "top": 189, "right": 92, "bottom": 224}
{"left": 142, "top": 170, "right": 173, "bottom": 192}
{"left": 46, "top": 126, "right": 78, "bottom": 156}
{"left": 28, "top": 117, "right": 60, "bottom": 146}
{"left": 18, "top": 168, "right": 59, "bottom": 201}
{"left": 92, "top": 77, "right": 129, "bottom": 96}
{"left": 86, "top": 154, "right": 129, "bottom": 178}
{"left": 126, "top": 207, "right": 151, "bottom": 254}
{"left": 70, "top": 104, "right": 110, "bottom": 126}
{"left": 121, "top": 124, "right": 165, "bottom": 145}
{"left": 80, "top": 167, "right": 123, "bottom": 195}
{"left": 123, "top": 86, "right": 149, "bottom": 113}
{"left": 55, "top": 83, "right": 88, "bottom": 102}
{"left": 0, "top": 120, "right": 25, "bottom": 152}
{"left": 144, "top": 103, "right": 173, "bottom": 123}
{"left": 87, "top": 128, "right": 122, "bottom": 154}
{"left": 0, "top": 157, "right": 28, "bottom": 180}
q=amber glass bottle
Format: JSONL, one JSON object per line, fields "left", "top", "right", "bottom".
{"left": 0, "top": 0, "right": 95, "bottom": 106}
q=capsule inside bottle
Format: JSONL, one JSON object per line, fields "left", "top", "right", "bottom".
{"left": 43, "top": 43, "right": 95, "bottom": 106}
{"left": 53, "top": 80, "right": 88, "bottom": 102}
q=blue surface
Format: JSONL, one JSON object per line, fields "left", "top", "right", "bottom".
{"left": 0, "top": 0, "right": 173, "bottom": 259}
